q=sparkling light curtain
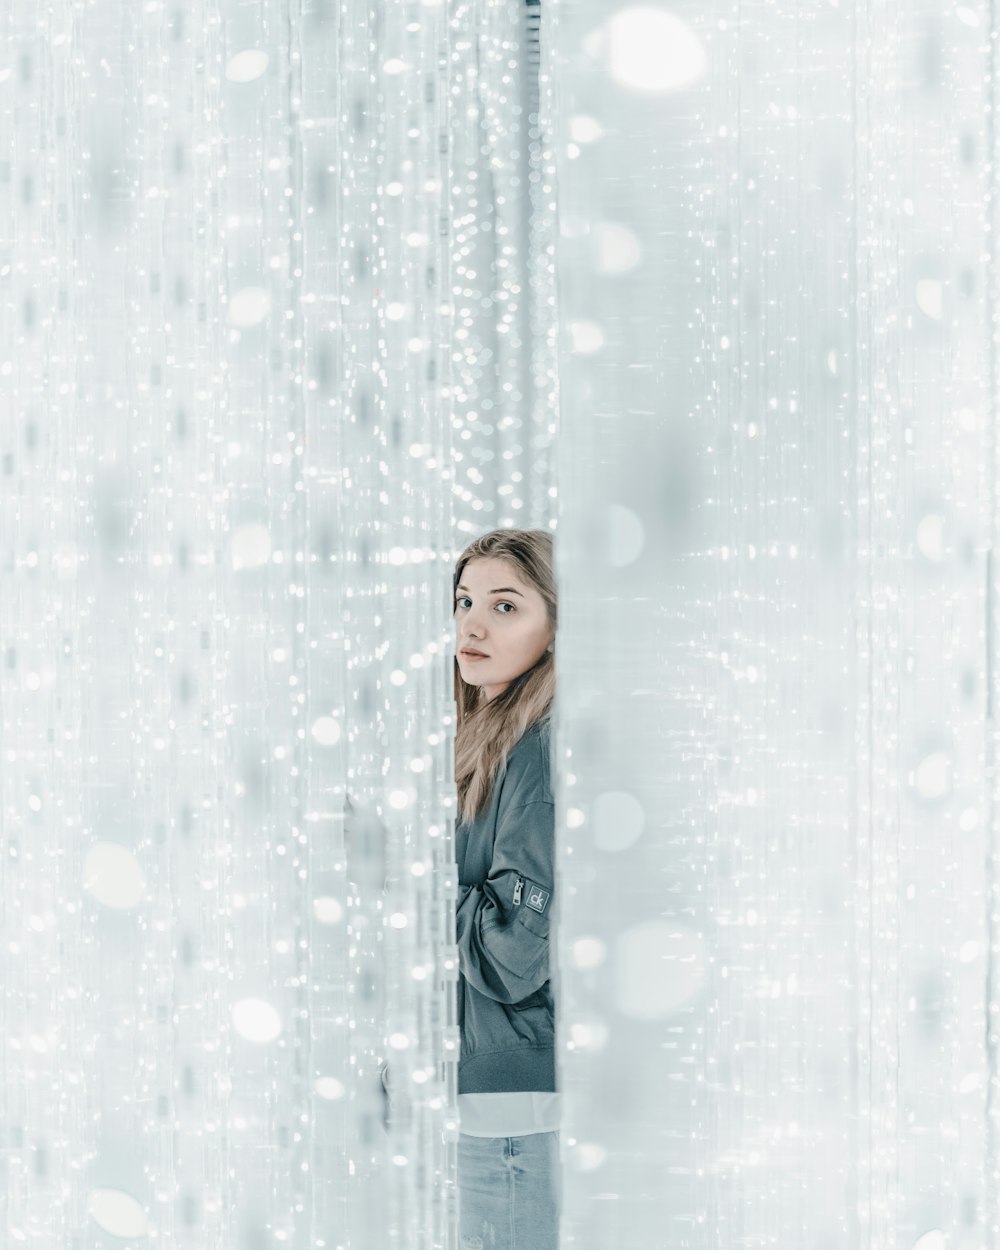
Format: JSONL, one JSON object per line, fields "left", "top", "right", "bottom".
{"left": 6, "top": 0, "right": 995, "bottom": 1247}
{"left": 1, "top": 1, "right": 548, "bottom": 1248}
{"left": 548, "top": 2, "right": 995, "bottom": 1248}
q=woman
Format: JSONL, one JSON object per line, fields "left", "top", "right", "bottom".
{"left": 451, "top": 527, "right": 560, "bottom": 1250}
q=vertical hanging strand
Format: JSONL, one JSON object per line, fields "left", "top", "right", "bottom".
{"left": 480, "top": 0, "right": 526, "bottom": 501}
{"left": 195, "top": 5, "right": 233, "bottom": 1244}
{"left": 296, "top": 0, "right": 351, "bottom": 1236}
{"left": 337, "top": 2, "right": 391, "bottom": 1244}
{"left": 854, "top": 1, "right": 902, "bottom": 1247}
{"left": 849, "top": 0, "right": 869, "bottom": 1239}
{"left": 280, "top": 0, "right": 313, "bottom": 1234}
{"left": 986, "top": 0, "right": 1000, "bottom": 1242}
{"left": 528, "top": 0, "right": 559, "bottom": 513}
{"left": 1, "top": 4, "right": 89, "bottom": 1243}
{"left": 377, "top": 2, "right": 454, "bottom": 1244}
{"left": 435, "top": 3, "right": 462, "bottom": 1242}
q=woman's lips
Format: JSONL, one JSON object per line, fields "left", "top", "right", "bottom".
{"left": 461, "top": 650, "right": 489, "bottom": 660}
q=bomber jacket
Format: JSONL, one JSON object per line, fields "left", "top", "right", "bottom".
{"left": 454, "top": 716, "right": 556, "bottom": 1095}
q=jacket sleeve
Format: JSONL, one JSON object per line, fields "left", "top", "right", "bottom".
{"left": 454, "top": 798, "right": 554, "bottom": 1005}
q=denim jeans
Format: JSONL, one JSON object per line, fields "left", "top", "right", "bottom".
{"left": 458, "top": 1131, "right": 562, "bottom": 1250}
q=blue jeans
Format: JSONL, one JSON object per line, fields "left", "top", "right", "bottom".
{"left": 458, "top": 1132, "right": 562, "bottom": 1250}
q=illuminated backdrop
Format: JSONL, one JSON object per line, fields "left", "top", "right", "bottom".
{"left": 549, "top": 3, "right": 995, "bottom": 1249}
{"left": 1, "top": 0, "right": 994, "bottom": 1248}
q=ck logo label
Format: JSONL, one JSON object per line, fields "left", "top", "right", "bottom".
{"left": 525, "top": 884, "right": 550, "bottom": 915}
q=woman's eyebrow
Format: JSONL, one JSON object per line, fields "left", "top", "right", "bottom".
{"left": 455, "top": 585, "right": 524, "bottom": 597}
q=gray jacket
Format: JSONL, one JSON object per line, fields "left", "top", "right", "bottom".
{"left": 376, "top": 717, "right": 556, "bottom": 1109}
{"left": 454, "top": 717, "right": 556, "bottom": 1094}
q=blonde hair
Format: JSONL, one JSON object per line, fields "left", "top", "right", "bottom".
{"left": 453, "top": 528, "right": 557, "bottom": 825}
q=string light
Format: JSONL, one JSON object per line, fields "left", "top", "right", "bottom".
{"left": 2, "top": 0, "right": 547, "bottom": 1245}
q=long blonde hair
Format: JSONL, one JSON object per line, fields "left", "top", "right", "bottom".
{"left": 453, "top": 528, "right": 557, "bottom": 825}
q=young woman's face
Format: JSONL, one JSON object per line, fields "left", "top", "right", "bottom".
{"left": 454, "top": 558, "right": 554, "bottom": 702}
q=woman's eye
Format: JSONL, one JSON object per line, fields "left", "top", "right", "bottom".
{"left": 454, "top": 598, "right": 515, "bottom": 613}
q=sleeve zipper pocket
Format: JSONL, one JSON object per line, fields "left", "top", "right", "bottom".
{"left": 513, "top": 876, "right": 524, "bottom": 905}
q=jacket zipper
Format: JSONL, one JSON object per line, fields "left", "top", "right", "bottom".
{"left": 513, "top": 876, "right": 524, "bottom": 905}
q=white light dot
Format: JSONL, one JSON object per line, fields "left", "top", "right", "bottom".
{"left": 959, "top": 940, "right": 979, "bottom": 963}
{"left": 232, "top": 998, "right": 282, "bottom": 1044}
{"left": 88, "top": 1190, "right": 149, "bottom": 1238}
{"left": 569, "top": 320, "right": 604, "bottom": 353}
{"left": 83, "top": 843, "right": 145, "bottom": 911}
{"left": 314, "top": 1077, "right": 345, "bottom": 1101}
{"left": 570, "top": 115, "right": 604, "bottom": 143}
{"left": 568, "top": 1019, "right": 609, "bottom": 1052}
{"left": 915, "top": 513, "right": 945, "bottom": 561}
{"left": 585, "top": 8, "right": 707, "bottom": 94}
{"left": 226, "top": 50, "right": 269, "bottom": 82}
{"left": 593, "top": 222, "right": 642, "bottom": 275}
{"left": 313, "top": 897, "right": 343, "bottom": 925}
{"left": 915, "top": 751, "right": 951, "bottom": 800}
{"left": 572, "top": 937, "right": 607, "bottom": 969}
{"left": 231, "top": 523, "right": 272, "bottom": 571}
{"left": 311, "top": 717, "right": 342, "bottom": 747}
{"left": 573, "top": 1142, "right": 608, "bottom": 1172}
{"left": 228, "top": 287, "right": 271, "bottom": 328}
{"left": 916, "top": 279, "right": 943, "bottom": 321}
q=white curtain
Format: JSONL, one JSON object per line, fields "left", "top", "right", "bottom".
{"left": 550, "top": 3, "right": 992, "bottom": 1248}
{"left": 1, "top": 0, "right": 546, "bottom": 1245}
